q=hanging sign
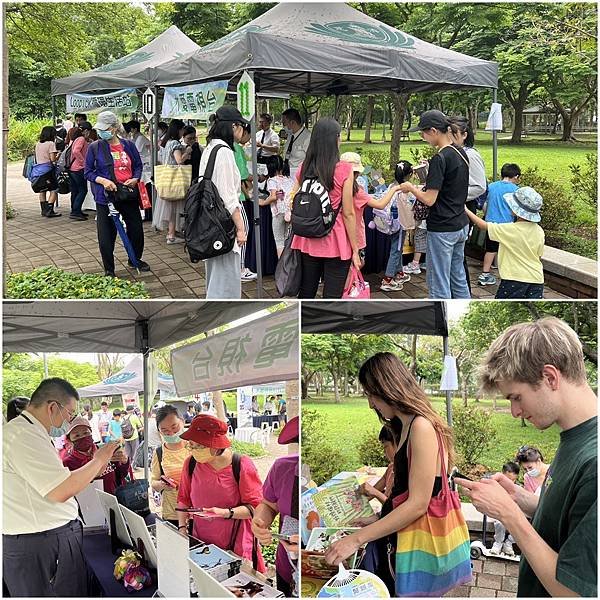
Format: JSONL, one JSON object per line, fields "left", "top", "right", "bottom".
{"left": 237, "top": 71, "right": 255, "bottom": 120}
{"left": 237, "top": 386, "right": 254, "bottom": 429}
{"left": 440, "top": 355, "right": 459, "bottom": 391}
{"left": 161, "top": 80, "right": 228, "bottom": 120}
{"left": 142, "top": 87, "right": 156, "bottom": 121}
{"left": 66, "top": 88, "right": 138, "bottom": 114}
{"left": 171, "top": 306, "right": 298, "bottom": 396}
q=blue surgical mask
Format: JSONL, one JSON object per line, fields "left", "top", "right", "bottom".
{"left": 162, "top": 427, "right": 184, "bottom": 444}
{"left": 49, "top": 404, "right": 69, "bottom": 438}
{"left": 528, "top": 468, "right": 541, "bottom": 478}
{"left": 97, "top": 129, "right": 113, "bottom": 140}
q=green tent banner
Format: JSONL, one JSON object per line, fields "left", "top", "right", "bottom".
{"left": 66, "top": 88, "right": 139, "bottom": 114}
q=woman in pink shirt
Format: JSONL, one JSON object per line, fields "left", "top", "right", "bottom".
{"left": 289, "top": 118, "right": 361, "bottom": 298}
{"left": 177, "top": 414, "right": 266, "bottom": 572}
{"left": 67, "top": 122, "right": 93, "bottom": 221}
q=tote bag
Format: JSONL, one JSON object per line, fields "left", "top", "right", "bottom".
{"left": 342, "top": 266, "right": 370, "bottom": 299}
{"left": 392, "top": 432, "right": 472, "bottom": 597}
{"left": 154, "top": 164, "right": 192, "bottom": 201}
{"left": 275, "top": 233, "right": 302, "bottom": 297}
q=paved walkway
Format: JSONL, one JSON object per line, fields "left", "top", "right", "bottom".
{"left": 5, "top": 162, "right": 567, "bottom": 299}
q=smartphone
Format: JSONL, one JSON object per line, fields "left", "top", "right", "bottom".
{"left": 161, "top": 475, "right": 177, "bottom": 488}
{"left": 450, "top": 471, "right": 473, "bottom": 482}
{"left": 271, "top": 532, "right": 294, "bottom": 543}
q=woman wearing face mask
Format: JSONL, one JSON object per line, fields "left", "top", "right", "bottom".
{"left": 150, "top": 406, "right": 190, "bottom": 526}
{"left": 177, "top": 414, "right": 266, "bottom": 572}
{"left": 62, "top": 417, "right": 132, "bottom": 495}
{"left": 199, "top": 106, "right": 249, "bottom": 298}
{"left": 515, "top": 445, "right": 550, "bottom": 494}
{"left": 325, "top": 352, "right": 470, "bottom": 597}
{"left": 84, "top": 110, "right": 148, "bottom": 278}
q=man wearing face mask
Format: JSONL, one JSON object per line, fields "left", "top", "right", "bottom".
{"left": 281, "top": 108, "right": 311, "bottom": 181}
{"left": 176, "top": 414, "right": 266, "bottom": 572}
{"left": 3, "top": 378, "right": 119, "bottom": 597}
{"left": 62, "top": 416, "right": 132, "bottom": 495}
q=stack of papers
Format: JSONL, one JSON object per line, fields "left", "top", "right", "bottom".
{"left": 189, "top": 544, "right": 241, "bottom": 582}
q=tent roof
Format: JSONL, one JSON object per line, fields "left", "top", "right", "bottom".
{"left": 77, "top": 355, "right": 175, "bottom": 398}
{"left": 3, "top": 301, "right": 277, "bottom": 353}
{"left": 153, "top": 3, "right": 497, "bottom": 94}
{"left": 301, "top": 301, "right": 448, "bottom": 336}
{"left": 51, "top": 26, "right": 201, "bottom": 96}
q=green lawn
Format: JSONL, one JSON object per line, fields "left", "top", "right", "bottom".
{"left": 340, "top": 127, "right": 597, "bottom": 218}
{"left": 304, "top": 394, "right": 561, "bottom": 476}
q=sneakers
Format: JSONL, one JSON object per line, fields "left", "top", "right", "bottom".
{"left": 490, "top": 542, "right": 503, "bottom": 555}
{"left": 394, "top": 272, "right": 411, "bottom": 284}
{"left": 502, "top": 541, "right": 515, "bottom": 556}
{"left": 241, "top": 268, "right": 257, "bottom": 281}
{"left": 129, "top": 260, "right": 151, "bottom": 272}
{"left": 166, "top": 236, "right": 184, "bottom": 244}
{"left": 404, "top": 261, "right": 421, "bottom": 275}
{"left": 380, "top": 278, "right": 403, "bottom": 292}
{"left": 478, "top": 272, "right": 497, "bottom": 286}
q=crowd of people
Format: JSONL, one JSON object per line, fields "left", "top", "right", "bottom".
{"left": 319, "top": 317, "right": 596, "bottom": 598}
{"left": 28, "top": 104, "right": 547, "bottom": 300}
{"left": 3, "top": 383, "right": 299, "bottom": 597}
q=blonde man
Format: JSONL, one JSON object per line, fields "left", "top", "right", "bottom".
{"left": 456, "top": 317, "right": 597, "bottom": 597}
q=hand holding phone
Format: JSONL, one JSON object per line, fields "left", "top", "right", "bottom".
{"left": 161, "top": 475, "right": 177, "bottom": 489}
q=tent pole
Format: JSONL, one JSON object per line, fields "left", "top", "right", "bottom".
{"left": 443, "top": 336, "right": 453, "bottom": 427}
{"left": 492, "top": 88, "right": 498, "bottom": 180}
{"left": 52, "top": 96, "right": 57, "bottom": 126}
{"left": 142, "top": 351, "right": 150, "bottom": 482}
{"left": 249, "top": 71, "right": 263, "bottom": 298}
{"left": 151, "top": 86, "right": 159, "bottom": 207}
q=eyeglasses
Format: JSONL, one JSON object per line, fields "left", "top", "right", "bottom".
{"left": 54, "top": 403, "right": 78, "bottom": 423}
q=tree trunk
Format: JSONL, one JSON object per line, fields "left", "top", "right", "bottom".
{"left": 410, "top": 335, "right": 418, "bottom": 376}
{"left": 462, "top": 378, "right": 469, "bottom": 406}
{"left": 2, "top": 3, "right": 8, "bottom": 297}
{"left": 492, "top": 395, "right": 497, "bottom": 411}
{"left": 389, "top": 93, "right": 410, "bottom": 170}
{"left": 511, "top": 100, "right": 526, "bottom": 144}
{"left": 334, "top": 96, "right": 343, "bottom": 122}
{"left": 332, "top": 369, "right": 340, "bottom": 404}
{"left": 345, "top": 103, "right": 353, "bottom": 142}
{"left": 301, "top": 377, "right": 308, "bottom": 400}
{"left": 364, "top": 96, "right": 375, "bottom": 143}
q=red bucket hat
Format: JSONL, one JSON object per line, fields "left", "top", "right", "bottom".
{"left": 278, "top": 416, "right": 299, "bottom": 445}
{"left": 180, "top": 414, "right": 231, "bottom": 449}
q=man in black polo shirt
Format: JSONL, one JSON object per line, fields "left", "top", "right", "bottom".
{"left": 399, "top": 109, "right": 471, "bottom": 299}
{"left": 457, "top": 318, "right": 597, "bottom": 597}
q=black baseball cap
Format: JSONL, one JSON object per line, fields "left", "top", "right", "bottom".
{"left": 410, "top": 110, "right": 450, "bottom": 132}
{"left": 79, "top": 121, "right": 93, "bottom": 131}
{"left": 214, "top": 105, "right": 249, "bottom": 125}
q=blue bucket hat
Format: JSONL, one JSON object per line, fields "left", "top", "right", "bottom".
{"left": 503, "top": 186, "right": 543, "bottom": 223}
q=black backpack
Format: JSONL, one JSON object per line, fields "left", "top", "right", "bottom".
{"left": 291, "top": 177, "right": 341, "bottom": 238}
{"left": 183, "top": 144, "right": 236, "bottom": 263}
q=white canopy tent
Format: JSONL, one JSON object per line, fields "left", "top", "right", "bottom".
{"left": 3, "top": 301, "right": 278, "bottom": 478}
{"left": 77, "top": 355, "right": 176, "bottom": 399}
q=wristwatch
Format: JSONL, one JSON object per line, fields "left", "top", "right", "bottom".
{"left": 227, "top": 508, "right": 234, "bottom": 520}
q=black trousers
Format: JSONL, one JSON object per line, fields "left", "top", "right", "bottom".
{"left": 496, "top": 279, "right": 544, "bottom": 299}
{"left": 298, "top": 252, "right": 351, "bottom": 298}
{"left": 276, "top": 572, "right": 293, "bottom": 597}
{"left": 96, "top": 200, "right": 145, "bottom": 274}
{"left": 3, "top": 519, "right": 98, "bottom": 597}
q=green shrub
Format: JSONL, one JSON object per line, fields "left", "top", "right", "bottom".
{"left": 302, "top": 408, "right": 347, "bottom": 485}
{"left": 352, "top": 148, "right": 394, "bottom": 181}
{"left": 569, "top": 152, "right": 597, "bottom": 209}
{"left": 409, "top": 145, "right": 437, "bottom": 164}
{"left": 6, "top": 266, "right": 149, "bottom": 299}
{"left": 5, "top": 202, "right": 16, "bottom": 220}
{"left": 356, "top": 429, "right": 387, "bottom": 467}
{"left": 7, "top": 117, "right": 50, "bottom": 161}
{"left": 519, "top": 167, "right": 572, "bottom": 233}
{"left": 260, "top": 514, "right": 280, "bottom": 567}
{"left": 452, "top": 404, "right": 499, "bottom": 469}
{"left": 545, "top": 230, "right": 597, "bottom": 260}
{"left": 230, "top": 439, "right": 266, "bottom": 458}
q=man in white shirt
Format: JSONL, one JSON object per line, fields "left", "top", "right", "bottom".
{"left": 3, "top": 378, "right": 118, "bottom": 596}
{"left": 281, "top": 108, "right": 311, "bottom": 181}
{"left": 256, "top": 113, "right": 280, "bottom": 170}
{"left": 97, "top": 400, "right": 112, "bottom": 443}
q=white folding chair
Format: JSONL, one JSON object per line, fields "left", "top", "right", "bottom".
{"left": 271, "top": 420, "right": 280, "bottom": 431}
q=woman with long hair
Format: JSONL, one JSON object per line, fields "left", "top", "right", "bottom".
{"left": 66, "top": 124, "right": 94, "bottom": 221}
{"left": 325, "top": 352, "right": 457, "bottom": 595}
{"left": 289, "top": 117, "right": 361, "bottom": 298}
{"left": 34, "top": 125, "right": 61, "bottom": 217}
{"left": 197, "top": 105, "right": 249, "bottom": 298}
{"left": 153, "top": 118, "right": 192, "bottom": 243}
